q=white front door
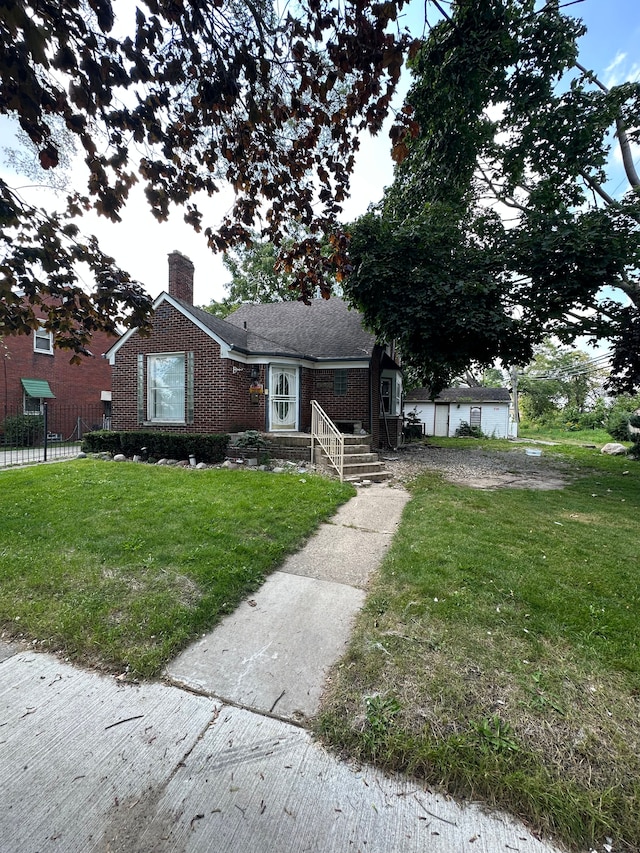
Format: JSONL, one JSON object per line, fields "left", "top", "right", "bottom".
{"left": 269, "top": 365, "right": 298, "bottom": 431}
{"left": 435, "top": 404, "right": 449, "bottom": 437}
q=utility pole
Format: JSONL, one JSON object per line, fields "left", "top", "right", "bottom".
{"left": 509, "top": 366, "right": 520, "bottom": 428}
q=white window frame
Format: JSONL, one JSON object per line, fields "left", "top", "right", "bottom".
{"left": 380, "top": 371, "right": 402, "bottom": 416}
{"left": 34, "top": 326, "right": 53, "bottom": 355}
{"left": 147, "top": 352, "right": 186, "bottom": 423}
{"left": 470, "top": 406, "right": 482, "bottom": 428}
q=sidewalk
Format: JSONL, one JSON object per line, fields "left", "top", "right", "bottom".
{"left": 0, "top": 484, "right": 564, "bottom": 853}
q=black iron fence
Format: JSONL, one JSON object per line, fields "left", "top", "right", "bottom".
{"left": 0, "top": 402, "right": 108, "bottom": 468}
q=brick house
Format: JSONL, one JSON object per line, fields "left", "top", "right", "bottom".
{"left": 106, "top": 252, "right": 403, "bottom": 448}
{"left": 1, "top": 308, "right": 115, "bottom": 438}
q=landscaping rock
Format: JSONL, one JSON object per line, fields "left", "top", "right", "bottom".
{"left": 75, "top": 452, "right": 87, "bottom": 459}
{"left": 196, "top": 462, "right": 208, "bottom": 469}
{"left": 601, "top": 442, "right": 628, "bottom": 456}
{"left": 156, "top": 458, "right": 168, "bottom": 465}
{"left": 113, "top": 454, "right": 127, "bottom": 462}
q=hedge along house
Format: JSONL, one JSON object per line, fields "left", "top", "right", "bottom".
{"left": 106, "top": 252, "right": 404, "bottom": 448}
{"left": 404, "top": 386, "right": 514, "bottom": 439}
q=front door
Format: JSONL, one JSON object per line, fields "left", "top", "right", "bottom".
{"left": 269, "top": 365, "right": 298, "bottom": 431}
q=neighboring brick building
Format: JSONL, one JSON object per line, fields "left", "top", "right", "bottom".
{"left": 1, "top": 308, "right": 115, "bottom": 438}
{"left": 106, "top": 251, "right": 403, "bottom": 448}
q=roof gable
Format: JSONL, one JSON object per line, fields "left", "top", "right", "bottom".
{"left": 106, "top": 294, "right": 376, "bottom": 363}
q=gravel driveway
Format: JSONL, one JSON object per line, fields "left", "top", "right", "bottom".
{"left": 381, "top": 443, "right": 571, "bottom": 490}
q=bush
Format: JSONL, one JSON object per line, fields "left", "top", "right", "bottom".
{"left": 455, "top": 421, "right": 484, "bottom": 438}
{"left": 606, "top": 409, "right": 633, "bottom": 442}
{"left": 82, "top": 431, "right": 229, "bottom": 463}
{"left": 2, "top": 414, "right": 45, "bottom": 447}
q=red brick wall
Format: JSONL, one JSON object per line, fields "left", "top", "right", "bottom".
{"left": 111, "top": 302, "right": 267, "bottom": 434}
{"left": 305, "top": 367, "right": 371, "bottom": 433}
{"left": 1, "top": 319, "right": 113, "bottom": 422}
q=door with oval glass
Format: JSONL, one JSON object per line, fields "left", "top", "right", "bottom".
{"left": 269, "top": 365, "right": 298, "bottom": 431}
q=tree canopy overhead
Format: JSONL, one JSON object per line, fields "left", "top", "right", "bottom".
{"left": 1, "top": 0, "right": 417, "bottom": 351}
{"left": 343, "top": 0, "right": 640, "bottom": 393}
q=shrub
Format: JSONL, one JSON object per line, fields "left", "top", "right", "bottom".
{"left": 2, "top": 414, "right": 45, "bottom": 447}
{"left": 455, "top": 421, "right": 484, "bottom": 438}
{"left": 606, "top": 409, "right": 633, "bottom": 442}
{"left": 82, "top": 431, "right": 229, "bottom": 463}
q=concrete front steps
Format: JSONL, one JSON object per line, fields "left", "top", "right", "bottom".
{"left": 336, "top": 439, "right": 391, "bottom": 484}
{"left": 264, "top": 433, "right": 391, "bottom": 484}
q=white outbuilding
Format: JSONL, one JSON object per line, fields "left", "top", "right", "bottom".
{"left": 404, "top": 387, "right": 515, "bottom": 439}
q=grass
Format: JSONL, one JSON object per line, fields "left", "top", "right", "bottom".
{"left": 0, "top": 459, "right": 354, "bottom": 677}
{"left": 315, "top": 444, "right": 640, "bottom": 852}
{"left": 518, "top": 423, "right": 616, "bottom": 446}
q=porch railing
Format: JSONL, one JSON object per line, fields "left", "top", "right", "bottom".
{"left": 310, "top": 399, "right": 344, "bottom": 481}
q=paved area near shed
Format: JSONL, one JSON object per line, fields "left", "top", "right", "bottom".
{"left": 1, "top": 483, "right": 565, "bottom": 853}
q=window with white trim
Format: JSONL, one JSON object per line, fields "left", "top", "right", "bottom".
{"left": 147, "top": 353, "right": 185, "bottom": 422}
{"left": 23, "top": 394, "right": 43, "bottom": 415}
{"left": 34, "top": 326, "right": 53, "bottom": 354}
{"left": 380, "top": 371, "right": 402, "bottom": 416}
{"left": 470, "top": 406, "right": 482, "bottom": 428}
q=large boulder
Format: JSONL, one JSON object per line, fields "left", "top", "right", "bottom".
{"left": 600, "top": 443, "right": 628, "bottom": 456}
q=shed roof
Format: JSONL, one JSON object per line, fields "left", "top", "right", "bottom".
{"left": 405, "top": 387, "right": 511, "bottom": 404}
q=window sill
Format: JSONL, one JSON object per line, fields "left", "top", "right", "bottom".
{"left": 143, "top": 421, "right": 186, "bottom": 426}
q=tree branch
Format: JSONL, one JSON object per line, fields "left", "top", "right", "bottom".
{"left": 476, "top": 164, "right": 528, "bottom": 212}
{"left": 575, "top": 61, "right": 640, "bottom": 189}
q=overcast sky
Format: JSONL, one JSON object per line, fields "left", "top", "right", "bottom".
{"left": 1, "top": 0, "right": 638, "bottom": 308}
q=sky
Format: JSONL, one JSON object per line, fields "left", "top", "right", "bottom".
{"left": 1, "top": 0, "right": 639, "bottom": 309}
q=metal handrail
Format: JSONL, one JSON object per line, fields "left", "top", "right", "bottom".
{"left": 310, "top": 399, "right": 345, "bottom": 481}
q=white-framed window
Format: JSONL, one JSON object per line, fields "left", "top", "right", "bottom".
{"left": 34, "top": 326, "right": 53, "bottom": 354}
{"left": 23, "top": 393, "right": 43, "bottom": 415}
{"left": 470, "top": 406, "right": 482, "bottom": 428}
{"left": 380, "top": 371, "right": 402, "bottom": 416}
{"left": 147, "top": 353, "right": 186, "bottom": 422}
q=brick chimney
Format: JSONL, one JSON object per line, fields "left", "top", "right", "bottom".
{"left": 168, "top": 250, "right": 194, "bottom": 304}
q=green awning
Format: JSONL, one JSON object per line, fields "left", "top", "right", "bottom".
{"left": 21, "top": 378, "right": 55, "bottom": 399}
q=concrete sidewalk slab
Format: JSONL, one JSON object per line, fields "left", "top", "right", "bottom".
{"left": 0, "top": 652, "right": 217, "bottom": 853}
{"left": 130, "top": 705, "right": 562, "bottom": 853}
{"left": 0, "top": 653, "right": 565, "bottom": 853}
{"left": 280, "top": 522, "right": 394, "bottom": 587}
{"left": 328, "top": 482, "right": 410, "bottom": 534}
{"left": 166, "top": 571, "right": 365, "bottom": 722}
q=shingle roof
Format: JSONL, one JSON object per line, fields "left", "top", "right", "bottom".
{"left": 224, "top": 298, "right": 376, "bottom": 360}
{"left": 405, "top": 387, "right": 511, "bottom": 403}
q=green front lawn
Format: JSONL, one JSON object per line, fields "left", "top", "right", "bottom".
{"left": 0, "top": 460, "right": 354, "bottom": 676}
{"left": 315, "top": 447, "right": 639, "bottom": 852}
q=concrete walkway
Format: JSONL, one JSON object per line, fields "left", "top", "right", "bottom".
{"left": 0, "top": 484, "right": 565, "bottom": 853}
